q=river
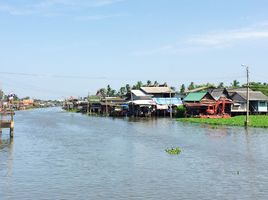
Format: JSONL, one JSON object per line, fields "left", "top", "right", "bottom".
{"left": 1, "top": 108, "right": 268, "bottom": 200}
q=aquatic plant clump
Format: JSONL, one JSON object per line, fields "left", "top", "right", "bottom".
{"left": 165, "top": 147, "right": 182, "bottom": 155}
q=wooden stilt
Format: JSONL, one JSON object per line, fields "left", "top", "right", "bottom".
{"left": 0, "top": 110, "right": 15, "bottom": 138}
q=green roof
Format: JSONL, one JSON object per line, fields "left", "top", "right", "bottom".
{"left": 184, "top": 92, "right": 207, "bottom": 102}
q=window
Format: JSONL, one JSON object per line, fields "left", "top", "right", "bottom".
{"left": 259, "top": 101, "right": 266, "bottom": 107}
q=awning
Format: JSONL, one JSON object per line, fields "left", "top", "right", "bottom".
{"left": 131, "top": 100, "right": 156, "bottom": 105}
{"left": 156, "top": 104, "right": 169, "bottom": 110}
{"left": 153, "top": 97, "right": 182, "bottom": 106}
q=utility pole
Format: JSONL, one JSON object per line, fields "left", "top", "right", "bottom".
{"left": 106, "top": 95, "right": 108, "bottom": 116}
{"left": 242, "top": 65, "right": 250, "bottom": 126}
{"left": 87, "top": 92, "right": 90, "bottom": 115}
{"left": 169, "top": 88, "right": 172, "bottom": 119}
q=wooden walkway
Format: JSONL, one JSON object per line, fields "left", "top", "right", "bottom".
{"left": 0, "top": 110, "right": 15, "bottom": 138}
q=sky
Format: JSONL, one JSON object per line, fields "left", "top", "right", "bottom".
{"left": 0, "top": 0, "right": 268, "bottom": 99}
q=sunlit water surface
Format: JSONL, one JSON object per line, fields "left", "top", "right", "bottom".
{"left": 1, "top": 108, "right": 268, "bottom": 200}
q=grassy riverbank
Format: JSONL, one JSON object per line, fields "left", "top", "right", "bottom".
{"left": 177, "top": 115, "right": 268, "bottom": 128}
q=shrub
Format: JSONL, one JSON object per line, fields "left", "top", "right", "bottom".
{"left": 176, "top": 105, "right": 186, "bottom": 118}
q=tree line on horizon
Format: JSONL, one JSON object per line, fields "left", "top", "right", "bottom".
{"left": 95, "top": 80, "right": 268, "bottom": 98}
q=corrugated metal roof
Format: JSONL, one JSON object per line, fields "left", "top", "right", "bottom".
{"left": 131, "top": 90, "right": 151, "bottom": 97}
{"left": 183, "top": 92, "right": 207, "bottom": 102}
{"left": 236, "top": 91, "right": 268, "bottom": 101}
{"left": 141, "top": 87, "right": 175, "bottom": 94}
{"left": 208, "top": 88, "right": 229, "bottom": 100}
{"left": 153, "top": 97, "right": 182, "bottom": 105}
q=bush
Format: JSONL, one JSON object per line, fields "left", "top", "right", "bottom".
{"left": 176, "top": 105, "right": 186, "bottom": 118}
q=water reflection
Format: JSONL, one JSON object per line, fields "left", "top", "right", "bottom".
{"left": 1, "top": 108, "right": 268, "bottom": 200}
{"left": 0, "top": 137, "right": 14, "bottom": 182}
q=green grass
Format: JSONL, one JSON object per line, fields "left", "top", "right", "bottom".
{"left": 177, "top": 115, "right": 268, "bottom": 128}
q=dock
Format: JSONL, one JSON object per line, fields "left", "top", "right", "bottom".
{"left": 0, "top": 110, "right": 15, "bottom": 138}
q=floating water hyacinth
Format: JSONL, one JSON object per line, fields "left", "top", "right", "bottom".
{"left": 165, "top": 147, "right": 182, "bottom": 155}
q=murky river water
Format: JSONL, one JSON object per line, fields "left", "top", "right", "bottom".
{"left": 1, "top": 108, "right": 268, "bottom": 200}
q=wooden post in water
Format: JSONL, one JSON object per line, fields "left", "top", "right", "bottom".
{"left": 10, "top": 120, "right": 14, "bottom": 138}
{"left": 10, "top": 112, "right": 14, "bottom": 138}
{"left": 0, "top": 110, "right": 15, "bottom": 138}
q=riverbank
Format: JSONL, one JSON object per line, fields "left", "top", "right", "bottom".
{"left": 177, "top": 115, "right": 268, "bottom": 128}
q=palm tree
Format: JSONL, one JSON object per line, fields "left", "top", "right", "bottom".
{"left": 125, "top": 84, "right": 131, "bottom": 93}
{"left": 119, "top": 87, "right": 126, "bottom": 97}
{"left": 136, "top": 81, "right": 143, "bottom": 89}
{"left": 180, "top": 84, "right": 186, "bottom": 94}
{"left": 231, "top": 80, "right": 240, "bottom": 88}
{"left": 217, "top": 82, "right": 224, "bottom": 88}
{"left": 146, "top": 80, "right": 152, "bottom": 86}
{"left": 0, "top": 89, "right": 4, "bottom": 100}
{"left": 188, "top": 82, "right": 195, "bottom": 90}
{"left": 106, "top": 85, "right": 112, "bottom": 96}
{"left": 153, "top": 81, "right": 159, "bottom": 87}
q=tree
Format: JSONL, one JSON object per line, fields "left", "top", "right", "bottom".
{"left": 0, "top": 89, "right": 4, "bottom": 100}
{"left": 119, "top": 87, "right": 126, "bottom": 97}
{"left": 217, "top": 82, "right": 224, "bottom": 88}
{"left": 125, "top": 84, "right": 131, "bottom": 94}
{"left": 146, "top": 80, "right": 152, "bottom": 86}
{"left": 97, "top": 88, "right": 107, "bottom": 97}
{"left": 22, "top": 96, "right": 30, "bottom": 100}
{"left": 180, "top": 84, "right": 186, "bottom": 94}
{"left": 188, "top": 82, "right": 195, "bottom": 90}
{"left": 231, "top": 80, "right": 240, "bottom": 88}
{"left": 106, "top": 85, "right": 112, "bottom": 96}
{"left": 153, "top": 81, "right": 159, "bottom": 87}
{"left": 135, "top": 81, "right": 143, "bottom": 89}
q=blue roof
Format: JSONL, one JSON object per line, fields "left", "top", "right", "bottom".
{"left": 153, "top": 97, "right": 182, "bottom": 105}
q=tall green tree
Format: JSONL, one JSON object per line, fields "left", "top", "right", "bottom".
{"left": 118, "top": 87, "right": 126, "bottom": 97}
{"left": 180, "top": 84, "right": 186, "bottom": 94}
{"left": 153, "top": 81, "right": 159, "bottom": 87}
{"left": 135, "top": 81, "right": 143, "bottom": 89}
{"left": 188, "top": 82, "right": 195, "bottom": 90}
{"left": 217, "top": 82, "right": 224, "bottom": 88}
{"left": 0, "top": 89, "right": 4, "bottom": 100}
{"left": 231, "top": 80, "right": 240, "bottom": 88}
{"left": 125, "top": 84, "right": 131, "bottom": 94}
{"left": 146, "top": 80, "right": 152, "bottom": 86}
{"left": 106, "top": 85, "right": 112, "bottom": 96}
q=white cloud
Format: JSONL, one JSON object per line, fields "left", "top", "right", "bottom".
{"left": 134, "top": 21, "right": 268, "bottom": 56}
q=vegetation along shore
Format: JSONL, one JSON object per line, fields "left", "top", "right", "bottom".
{"left": 177, "top": 115, "right": 268, "bottom": 128}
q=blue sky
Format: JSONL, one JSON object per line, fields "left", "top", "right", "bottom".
{"left": 0, "top": 0, "right": 268, "bottom": 99}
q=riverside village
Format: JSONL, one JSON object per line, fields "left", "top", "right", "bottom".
{"left": 61, "top": 79, "right": 268, "bottom": 127}
{"left": 2, "top": 1, "right": 268, "bottom": 199}
{"left": 2, "top": 77, "right": 268, "bottom": 138}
